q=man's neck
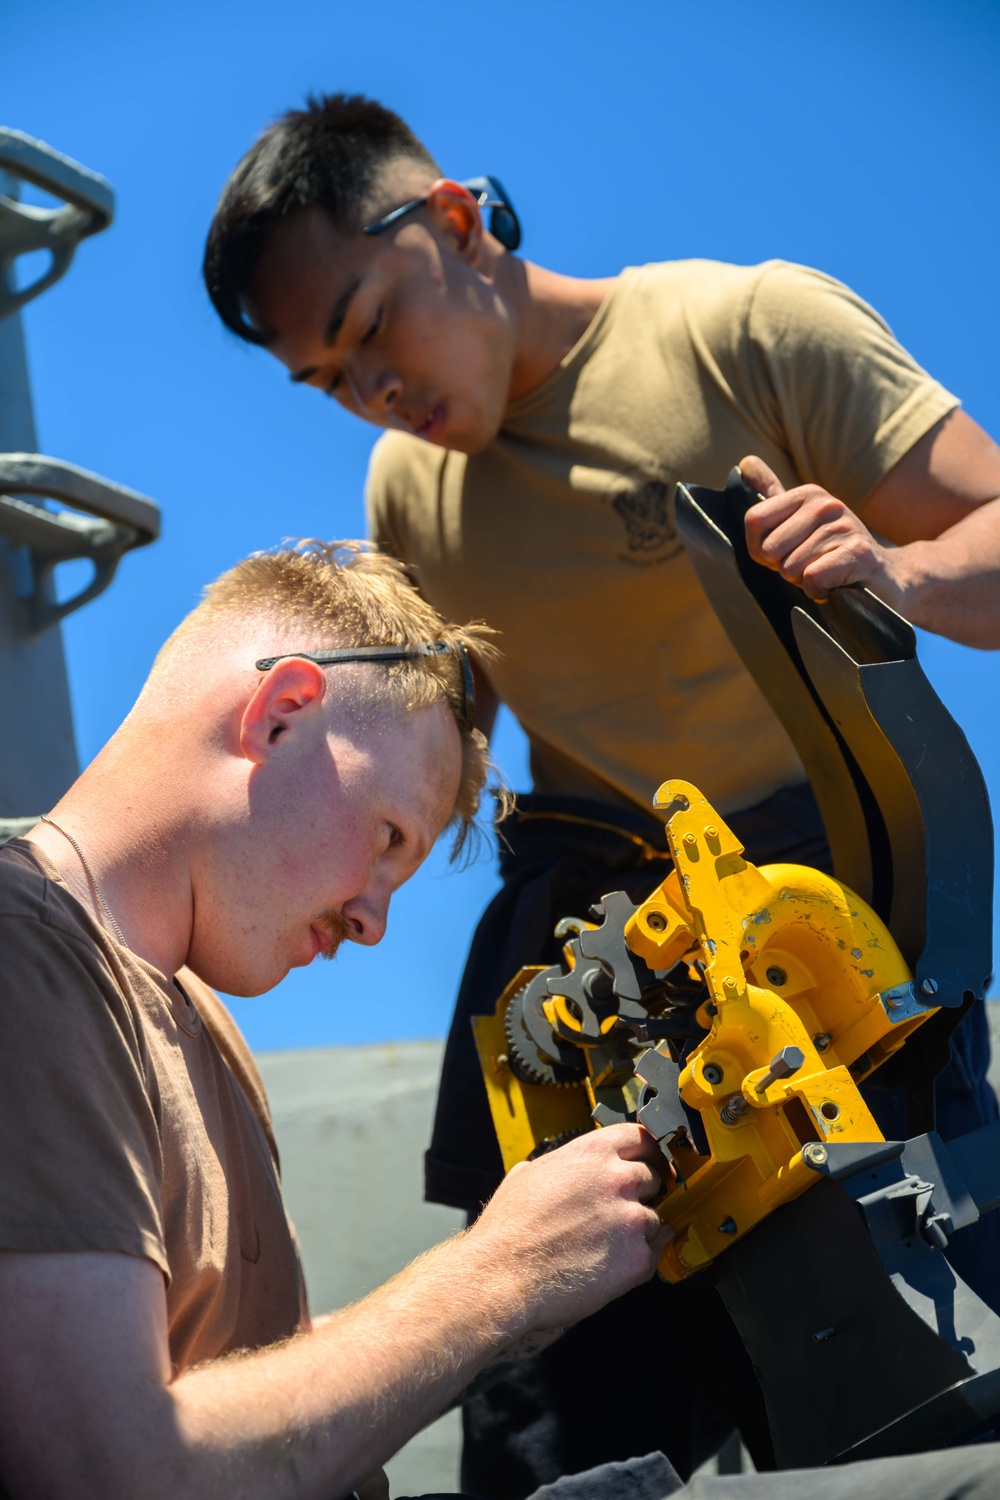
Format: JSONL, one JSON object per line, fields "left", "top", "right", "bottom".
{"left": 494, "top": 256, "right": 618, "bottom": 405}
{"left": 26, "top": 757, "right": 193, "bottom": 979}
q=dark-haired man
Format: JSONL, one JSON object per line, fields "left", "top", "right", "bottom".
{"left": 204, "top": 96, "right": 1000, "bottom": 1495}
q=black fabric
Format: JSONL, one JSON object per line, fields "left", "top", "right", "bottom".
{"left": 432, "top": 784, "right": 1000, "bottom": 1500}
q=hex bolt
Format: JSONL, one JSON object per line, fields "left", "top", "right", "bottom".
{"left": 756, "top": 1045, "right": 805, "bottom": 1093}
{"left": 803, "top": 1143, "right": 829, "bottom": 1169}
{"left": 765, "top": 966, "right": 787, "bottom": 987}
{"left": 920, "top": 977, "right": 940, "bottom": 998}
{"left": 722, "top": 975, "right": 738, "bottom": 992}
{"left": 718, "top": 1216, "right": 737, "bottom": 1235}
{"left": 703, "top": 1063, "right": 724, "bottom": 1086}
{"left": 646, "top": 910, "right": 667, "bottom": 932}
{"left": 720, "top": 1094, "right": 749, "bottom": 1125}
{"left": 813, "top": 1032, "right": 833, "bottom": 1052}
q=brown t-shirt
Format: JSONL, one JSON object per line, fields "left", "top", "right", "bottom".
{"left": 0, "top": 840, "right": 306, "bottom": 1372}
{"left": 367, "top": 259, "right": 958, "bottom": 815}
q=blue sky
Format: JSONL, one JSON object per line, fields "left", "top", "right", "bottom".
{"left": 4, "top": 0, "right": 999, "bottom": 1049}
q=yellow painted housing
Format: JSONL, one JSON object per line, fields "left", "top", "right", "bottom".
{"left": 476, "top": 779, "right": 937, "bottom": 1282}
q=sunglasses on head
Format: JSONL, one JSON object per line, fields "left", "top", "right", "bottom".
{"left": 255, "top": 640, "right": 477, "bottom": 733}
{"left": 362, "top": 174, "right": 522, "bottom": 253}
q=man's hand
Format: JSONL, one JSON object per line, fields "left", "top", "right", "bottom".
{"left": 469, "top": 1124, "right": 671, "bottom": 1334}
{"left": 738, "top": 414, "right": 1000, "bottom": 648}
{"left": 740, "top": 455, "right": 897, "bottom": 605}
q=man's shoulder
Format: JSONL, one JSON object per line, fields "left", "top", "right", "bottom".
{"left": 368, "top": 431, "right": 451, "bottom": 497}
{"left": 621, "top": 256, "right": 857, "bottom": 328}
{"left": 365, "top": 432, "right": 456, "bottom": 548}
{"left": 0, "top": 838, "right": 82, "bottom": 938}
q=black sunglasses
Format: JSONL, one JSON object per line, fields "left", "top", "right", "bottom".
{"left": 362, "top": 174, "right": 522, "bottom": 253}
{"left": 255, "top": 640, "right": 476, "bottom": 732}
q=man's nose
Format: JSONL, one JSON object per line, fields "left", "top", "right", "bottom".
{"left": 341, "top": 888, "right": 389, "bottom": 947}
{"left": 341, "top": 362, "right": 403, "bottom": 427}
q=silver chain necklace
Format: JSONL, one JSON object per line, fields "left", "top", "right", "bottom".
{"left": 39, "top": 815, "right": 130, "bottom": 950}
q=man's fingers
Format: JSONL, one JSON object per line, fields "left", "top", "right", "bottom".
{"left": 605, "top": 1122, "right": 662, "bottom": 1163}
{"left": 738, "top": 454, "right": 784, "bottom": 500}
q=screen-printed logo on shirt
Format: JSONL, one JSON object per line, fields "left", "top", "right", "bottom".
{"left": 612, "top": 478, "right": 682, "bottom": 565}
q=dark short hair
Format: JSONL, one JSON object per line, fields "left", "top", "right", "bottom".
{"left": 203, "top": 93, "right": 439, "bottom": 344}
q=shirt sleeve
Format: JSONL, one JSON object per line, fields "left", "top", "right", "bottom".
{"left": 0, "top": 913, "right": 167, "bottom": 1274}
{"left": 741, "top": 262, "right": 959, "bottom": 510}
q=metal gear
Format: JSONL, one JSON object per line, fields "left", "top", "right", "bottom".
{"left": 527, "top": 1129, "right": 591, "bottom": 1159}
{"left": 503, "top": 976, "right": 587, "bottom": 1087}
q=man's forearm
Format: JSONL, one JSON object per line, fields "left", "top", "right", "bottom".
{"left": 169, "top": 1232, "right": 522, "bottom": 1500}
{"left": 875, "top": 496, "right": 1000, "bottom": 648}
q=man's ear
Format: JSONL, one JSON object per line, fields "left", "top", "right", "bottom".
{"left": 424, "top": 179, "right": 484, "bottom": 264}
{"left": 240, "top": 659, "right": 327, "bottom": 766}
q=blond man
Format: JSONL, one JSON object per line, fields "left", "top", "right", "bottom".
{"left": 0, "top": 541, "right": 669, "bottom": 1500}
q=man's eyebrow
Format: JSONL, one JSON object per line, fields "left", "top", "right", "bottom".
{"left": 289, "top": 276, "right": 363, "bottom": 385}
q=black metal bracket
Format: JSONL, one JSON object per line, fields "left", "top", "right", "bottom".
{"left": 0, "top": 454, "right": 159, "bottom": 631}
{"left": 674, "top": 466, "right": 993, "bottom": 1017}
{"left": 0, "top": 129, "right": 114, "bottom": 320}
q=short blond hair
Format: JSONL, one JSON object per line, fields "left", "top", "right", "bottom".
{"left": 160, "top": 540, "right": 506, "bottom": 856}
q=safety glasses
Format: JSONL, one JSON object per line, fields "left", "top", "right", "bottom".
{"left": 255, "top": 640, "right": 476, "bottom": 732}
{"left": 362, "top": 174, "right": 522, "bottom": 252}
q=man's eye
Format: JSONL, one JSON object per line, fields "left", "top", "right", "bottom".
{"left": 362, "top": 307, "right": 383, "bottom": 344}
{"left": 325, "top": 371, "right": 342, "bottom": 398}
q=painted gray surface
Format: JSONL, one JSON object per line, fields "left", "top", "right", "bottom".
{"left": 256, "top": 1007, "right": 1000, "bottom": 1495}
{"left": 0, "top": 167, "right": 78, "bottom": 812}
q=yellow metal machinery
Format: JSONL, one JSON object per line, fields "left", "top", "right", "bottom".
{"left": 475, "top": 777, "right": 939, "bottom": 1281}
{"left": 475, "top": 468, "right": 1000, "bottom": 1466}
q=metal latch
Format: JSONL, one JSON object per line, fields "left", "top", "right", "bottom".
{"left": 0, "top": 128, "right": 114, "bottom": 319}
{"left": 0, "top": 454, "right": 160, "bottom": 631}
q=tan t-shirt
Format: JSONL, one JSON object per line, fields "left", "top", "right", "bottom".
{"left": 0, "top": 840, "right": 306, "bottom": 1372}
{"left": 367, "top": 259, "right": 958, "bottom": 815}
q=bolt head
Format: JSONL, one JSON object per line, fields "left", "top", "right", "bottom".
{"left": 718, "top": 1216, "right": 737, "bottom": 1235}
{"left": 703, "top": 1063, "right": 724, "bottom": 1085}
{"left": 920, "top": 977, "right": 940, "bottom": 997}
{"left": 765, "top": 966, "right": 787, "bottom": 987}
{"left": 813, "top": 1032, "right": 832, "bottom": 1052}
{"left": 646, "top": 910, "right": 667, "bottom": 932}
{"left": 803, "top": 1143, "right": 828, "bottom": 1168}
{"left": 722, "top": 975, "right": 737, "bottom": 991}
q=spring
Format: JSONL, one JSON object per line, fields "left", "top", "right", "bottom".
{"left": 720, "top": 1093, "right": 749, "bottom": 1125}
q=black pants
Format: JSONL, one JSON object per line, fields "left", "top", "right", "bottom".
{"left": 425, "top": 787, "right": 1000, "bottom": 1499}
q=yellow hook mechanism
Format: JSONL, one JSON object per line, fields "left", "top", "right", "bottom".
{"left": 474, "top": 778, "right": 938, "bottom": 1283}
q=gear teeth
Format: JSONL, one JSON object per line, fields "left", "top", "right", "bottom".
{"left": 527, "top": 1129, "right": 590, "bottom": 1159}
{"left": 503, "top": 983, "right": 587, "bottom": 1087}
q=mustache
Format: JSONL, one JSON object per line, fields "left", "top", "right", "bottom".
{"left": 316, "top": 908, "right": 353, "bottom": 960}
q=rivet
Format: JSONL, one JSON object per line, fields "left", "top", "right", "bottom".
{"left": 683, "top": 832, "right": 697, "bottom": 848}
{"left": 704, "top": 824, "right": 719, "bottom": 839}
